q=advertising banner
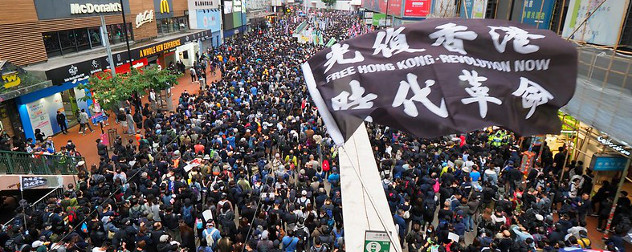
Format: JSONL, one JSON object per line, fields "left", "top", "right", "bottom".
{"left": 404, "top": 0, "right": 431, "bottom": 17}
{"left": 362, "top": 0, "right": 403, "bottom": 16}
{"left": 561, "top": 0, "right": 629, "bottom": 46}
{"left": 26, "top": 93, "right": 64, "bottom": 137}
{"left": 196, "top": 10, "right": 222, "bottom": 32}
{"left": 302, "top": 19, "right": 578, "bottom": 145}
{"left": 460, "top": 0, "right": 487, "bottom": 19}
{"left": 520, "top": 0, "right": 556, "bottom": 29}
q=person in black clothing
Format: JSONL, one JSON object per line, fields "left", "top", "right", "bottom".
{"left": 56, "top": 111, "right": 68, "bottom": 134}
{"left": 34, "top": 128, "right": 45, "bottom": 143}
{"left": 96, "top": 139, "right": 109, "bottom": 161}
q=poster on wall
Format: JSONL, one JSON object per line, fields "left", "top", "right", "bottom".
{"left": 404, "top": 0, "right": 431, "bottom": 17}
{"left": 520, "top": 0, "right": 556, "bottom": 29}
{"left": 428, "top": 0, "right": 457, "bottom": 17}
{"left": 27, "top": 101, "right": 53, "bottom": 137}
{"left": 196, "top": 10, "right": 222, "bottom": 32}
{"left": 561, "top": 0, "right": 629, "bottom": 46}
{"left": 460, "top": 0, "right": 487, "bottom": 19}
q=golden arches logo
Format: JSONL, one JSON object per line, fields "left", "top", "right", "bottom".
{"left": 160, "top": 0, "right": 170, "bottom": 13}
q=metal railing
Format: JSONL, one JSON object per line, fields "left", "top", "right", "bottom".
{"left": 3, "top": 186, "right": 65, "bottom": 227}
{"left": 0, "top": 150, "right": 83, "bottom": 175}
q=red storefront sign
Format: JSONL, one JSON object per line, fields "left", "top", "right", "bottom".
{"left": 378, "top": 0, "right": 403, "bottom": 17}
{"left": 105, "top": 58, "right": 149, "bottom": 74}
{"left": 404, "top": 0, "right": 431, "bottom": 17}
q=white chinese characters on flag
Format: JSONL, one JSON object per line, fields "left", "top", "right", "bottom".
{"left": 302, "top": 19, "right": 577, "bottom": 145}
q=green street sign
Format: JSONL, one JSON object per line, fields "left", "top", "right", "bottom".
{"left": 364, "top": 230, "right": 391, "bottom": 252}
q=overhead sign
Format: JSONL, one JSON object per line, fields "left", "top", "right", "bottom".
{"left": 562, "top": 0, "right": 629, "bottom": 46}
{"left": 404, "top": 0, "right": 431, "bottom": 17}
{"left": 364, "top": 231, "right": 390, "bottom": 252}
{"left": 591, "top": 154, "right": 628, "bottom": 171}
{"left": 21, "top": 176, "right": 48, "bottom": 190}
{"left": 302, "top": 19, "right": 578, "bottom": 145}
{"left": 33, "top": 0, "right": 130, "bottom": 20}
{"left": 136, "top": 10, "right": 154, "bottom": 28}
{"left": 70, "top": 2, "right": 121, "bottom": 14}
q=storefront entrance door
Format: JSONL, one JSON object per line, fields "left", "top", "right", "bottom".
{"left": 60, "top": 89, "right": 79, "bottom": 126}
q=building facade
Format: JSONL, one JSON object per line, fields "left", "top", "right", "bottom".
{"left": 0, "top": 0, "right": 224, "bottom": 141}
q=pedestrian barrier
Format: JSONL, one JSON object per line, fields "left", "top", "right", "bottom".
{"left": 0, "top": 150, "right": 83, "bottom": 175}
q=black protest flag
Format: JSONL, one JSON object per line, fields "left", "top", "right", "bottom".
{"left": 302, "top": 18, "right": 577, "bottom": 145}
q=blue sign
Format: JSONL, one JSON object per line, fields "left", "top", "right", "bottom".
{"left": 196, "top": 10, "right": 222, "bottom": 32}
{"left": 592, "top": 155, "right": 628, "bottom": 171}
{"left": 520, "top": 0, "right": 555, "bottom": 29}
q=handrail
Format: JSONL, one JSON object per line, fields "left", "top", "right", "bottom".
{"left": 0, "top": 150, "right": 84, "bottom": 175}
{"left": 3, "top": 185, "right": 65, "bottom": 227}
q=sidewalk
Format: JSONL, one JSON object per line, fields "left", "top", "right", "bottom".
{"left": 52, "top": 68, "right": 220, "bottom": 167}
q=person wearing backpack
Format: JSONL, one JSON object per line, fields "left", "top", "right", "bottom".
{"left": 282, "top": 230, "right": 299, "bottom": 252}
{"left": 310, "top": 238, "right": 329, "bottom": 252}
{"left": 182, "top": 199, "right": 195, "bottom": 227}
{"left": 201, "top": 222, "right": 221, "bottom": 250}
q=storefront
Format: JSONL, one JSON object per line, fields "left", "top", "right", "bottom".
{"left": 15, "top": 82, "right": 90, "bottom": 141}
{"left": 14, "top": 30, "right": 209, "bottom": 141}
{"left": 542, "top": 112, "right": 632, "bottom": 192}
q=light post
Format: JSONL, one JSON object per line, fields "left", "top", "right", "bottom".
{"left": 119, "top": 0, "right": 133, "bottom": 65}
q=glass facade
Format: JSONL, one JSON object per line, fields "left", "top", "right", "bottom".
{"left": 156, "top": 16, "right": 189, "bottom": 35}
{"left": 43, "top": 23, "right": 133, "bottom": 57}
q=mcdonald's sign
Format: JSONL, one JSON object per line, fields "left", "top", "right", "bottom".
{"left": 154, "top": 0, "right": 172, "bottom": 18}
{"left": 159, "top": 0, "right": 169, "bottom": 13}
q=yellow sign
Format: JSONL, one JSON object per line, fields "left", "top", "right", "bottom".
{"left": 139, "top": 39, "right": 181, "bottom": 57}
{"left": 160, "top": 0, "right": 170, "bottom": 13}
{"left": 1, "top": 72, "right": 20, "bottom": 88}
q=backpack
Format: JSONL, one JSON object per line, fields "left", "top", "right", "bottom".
{"left": 129, "top": 206, "right": 142, "bottom": 221}
{"left": 311, "top": 244, "right": 329, "bottom": 252}
{"left": 433, "top": 180, "right": 440, "bottom": 193}
{"left": 182, "top": 205, "right": 194, "bottom": 225}
{"left": 205, "top": 228, "right": 218, "bottom": 248}
{"left": 65, "top": 207, "right": 78, "bottom": 225}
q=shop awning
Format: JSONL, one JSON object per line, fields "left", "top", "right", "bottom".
{"left": 561, "top": 46, "right": 632, "bottom": 148}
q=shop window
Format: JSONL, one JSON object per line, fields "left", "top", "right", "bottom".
{"left": 157, "top": 17, "right": 190, "bottom": 36}
{"left": 107, "top": 23, "right": 133, "bottom": 45}
{"left": 43, "top": 32, "right": 61, "bottom": 57}
{"left": 88, "top": 27, "right": 103, "bottom": 48}
{"left": 58, "top": 30, "right": 77, "bottom": 55}
{"left": 41, "top": 24, "right": 132, "bottom": 58}
{"left": 75, "top": 28, "right": 90, "bottom": 51}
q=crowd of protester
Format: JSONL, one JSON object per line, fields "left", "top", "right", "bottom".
{"left": 0, "top": 9, "right": 631, "bottom": 252}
